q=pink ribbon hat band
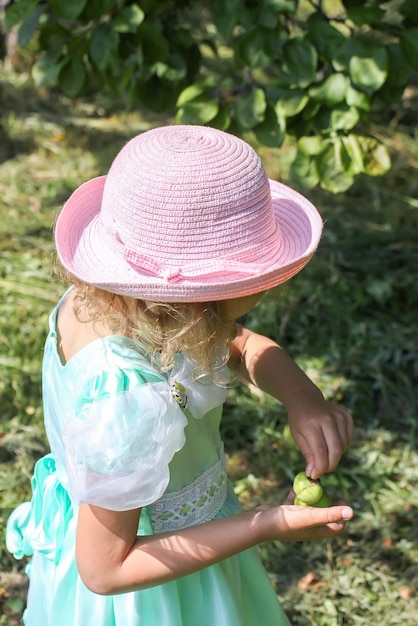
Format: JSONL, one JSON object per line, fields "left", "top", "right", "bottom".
{"left": 55, "top": 125, "right": 323, "bottom": 302}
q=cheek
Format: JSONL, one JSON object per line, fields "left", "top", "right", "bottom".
{"left": 219, "top": 304, "right": 235, "bottom": 322}
{"left": 219, "top": 303, "right": 245, "bottom": 323}
{"left": 219, "top": 294, "right": 265, "bottom": 322}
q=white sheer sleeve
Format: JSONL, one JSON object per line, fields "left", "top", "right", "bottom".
{"left": 62, "top": 381, "right": 187, "bottom": 511}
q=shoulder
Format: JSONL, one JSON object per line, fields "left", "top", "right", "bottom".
{"left": 46, "top": 288, "right": 162, "bottom": 393}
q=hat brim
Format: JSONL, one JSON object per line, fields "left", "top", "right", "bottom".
{"left": 55, "top": 176, "right": 322, "bottom": 302}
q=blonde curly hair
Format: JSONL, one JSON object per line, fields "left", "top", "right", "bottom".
{"left": 57, "top": 266, "right": 233, "bottom": 382}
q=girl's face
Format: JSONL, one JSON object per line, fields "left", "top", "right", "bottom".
{"left": 218, "top": 291, "right": 266, "bottom": 326}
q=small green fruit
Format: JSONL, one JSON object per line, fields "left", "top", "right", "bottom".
{"left": 293, "top": 471, "right": 331, "bottom": 507}
{"left": 312, "top": 490, "right": 331, "bottom": 508}
{"left": 293, "top": 471, "right": 323, "bottom": 505}
{"left": 293, "top": 496, "right": 309, "bottom": 506}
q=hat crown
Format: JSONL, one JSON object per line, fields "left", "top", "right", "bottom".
{"left": 99, "top": 125, "right": 279, "bottom": 265}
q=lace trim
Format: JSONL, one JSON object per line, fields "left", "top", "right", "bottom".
{"left": 149, "top": 447, "right": 227, "bottom": 533}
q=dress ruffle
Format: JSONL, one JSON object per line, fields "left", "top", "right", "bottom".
{"left": 6, "top": 455, "right": 73, "bottom": 564}
{"left": 63, "top": 382, "right": 188, "bottom": 511}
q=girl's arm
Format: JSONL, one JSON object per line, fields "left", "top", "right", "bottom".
{"left": 229, "top": 325, "right": 354, "bottom": 479}
{"left": 76, "top": 499, "right": 353, "bottom": 595}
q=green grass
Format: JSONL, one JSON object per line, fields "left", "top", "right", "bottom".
{"left": 1, "top": 62, "right": 417, "bottom": 625}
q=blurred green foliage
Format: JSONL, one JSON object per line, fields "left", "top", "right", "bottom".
{"left": 4, "top": 0, "right": 418, "bottom": 191}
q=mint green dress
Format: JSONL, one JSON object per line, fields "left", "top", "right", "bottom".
{"left": 6, "top": 294, "right": 290, "bottom": 626}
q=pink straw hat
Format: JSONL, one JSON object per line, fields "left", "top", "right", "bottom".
{"left": 55, "top": 125, "right": 323, "bottom": 302}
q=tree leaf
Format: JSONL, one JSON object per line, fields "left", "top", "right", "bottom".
{"left": 253, "top": 105, "right": 285, "bottom": 147}
{"left": 38, "top": 21, "right": 68, "bottom": 50}
{"left": 89, "top": 25, "right": 119, "bottom": 71}
{"left": 51, "top": 0, "right": 88, "bottom": 20}
{"left": 258, "top": 6, "right": 279, "bottom": 30}
{"left": 357, "top": 136, "right": 391, "bottom": 176}
{"left": 341, "top": 134, "right": 365, "bottom": 174}
{"left": 317, "top": 140, "right": 354, "bottom": 194}
{"left": 315, "top": 105, "right": 360, "bottom": 134}
{"left": 209, "top": 104, "right": 232, "bottom": 131}
{"left": 281, "top": 38, "right": 317, "bottom": 88}
{"left": 32, "top": 49, "right": 66, "bottom": 86}
{"left": 112, "top": 5, "right": 145, "bottom": 33}
{"left": 346, "top": 7, "right": 385, "bottom": 26}
{"left": 136, "top": 24, "right": 169, "bottom": 64}
{"left": 83, "top": 0, "right": 112, "bottom": 20}
{"left": 306, "top": 14, "right": 346, "bottom": 62}
{"left": 236, "top": 88, "right": 266, "bottom": 129}
{"left": 17, "top": 4, "right": 43, "bottom": 46}
{"left": 378, "top": 43, "right": 412, "bottom": 103}
{"left": 345, "top": 85, "right": 370, "bottom": 111}
{"left": 399, "top": 0, "right": 418, "bottom": 25}
{"left": 386, "top": 43, "right": 413, "bottom": 89}
{"left": 154, "top": 54, "right": 187, "bottom": 82}
{"left": 288, "top": 150, "right": 320, "bottom": 190}
{"left": 176, "top": 80, "right": 214, "bottom": 107}
{"left": 298, "top": 136, "right": 323, "bottom": 156}
{"left": 330, "top": 106, "right": 360, "bottom": 132}
{"left": 301, "top": 100, "right": 321, "bottom": 121}
{"left": 212, "top": 0, "right": 242, "bottom": 40}
{"left": 5, "top": 0, "right": 39, "bottom": 31}
{"left": 176, "top": 96, "right": 219, "bottom": 125}
{"left": 400, "top": 28, "right": 418, "bottom": 71}
{"left": 59, "top": 57, "right": 86, "bottom": 97}
{"left": 273, "top": 87, "right": 309, "bottom": 117}
{"left": 265, "top": 0, "right": 297, "bottom": 13}
{"left": 235, "top": 27, "right": 271, "bottom": 68}
{"left": 309, "top": 74, "right": 348, "bottom": 107}
{"left": 348, "top": 40, "right": 389, "bottom": 94}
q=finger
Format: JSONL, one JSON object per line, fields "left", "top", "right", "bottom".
{"left": 344, "top": 408, "right": 355, "bottom": 444}
{"left": 284, "top": 504, "right": 354, "bottom": 530}
{"left": 291, "top": 428, "right": 326, "bottom": 478}
{"left": 320, "top": 433, "right": 345, "bottom": 476}
{"left": 300, "top": 430, "right": 331, "bottom": 479}
{"left": 273, "top": 504, "right": 354, "bottom": 542}
{"left": 312, "top": 417, "right": 354, "bottom": 477}
{"left": 311, "top": 520, "right": 349, "bottom": 539}
{"left": 329, "top": 407, "right": 352, "bottom": 448}
{"left": 324, "top": 410, "right": 355, "bottom": 473}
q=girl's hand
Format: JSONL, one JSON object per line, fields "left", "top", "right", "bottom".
{"left": 257, "top": 493, "right": 354, "bottom": 543}
{"left": 287, "top": 398, "right": 354, "bottom": 480}
{"left": 229, "top": 327, "right": 354, "bottom": 479}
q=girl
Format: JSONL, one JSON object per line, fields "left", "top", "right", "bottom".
{"left": 7, "top": 125, "right": 354, "bottom": 626}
